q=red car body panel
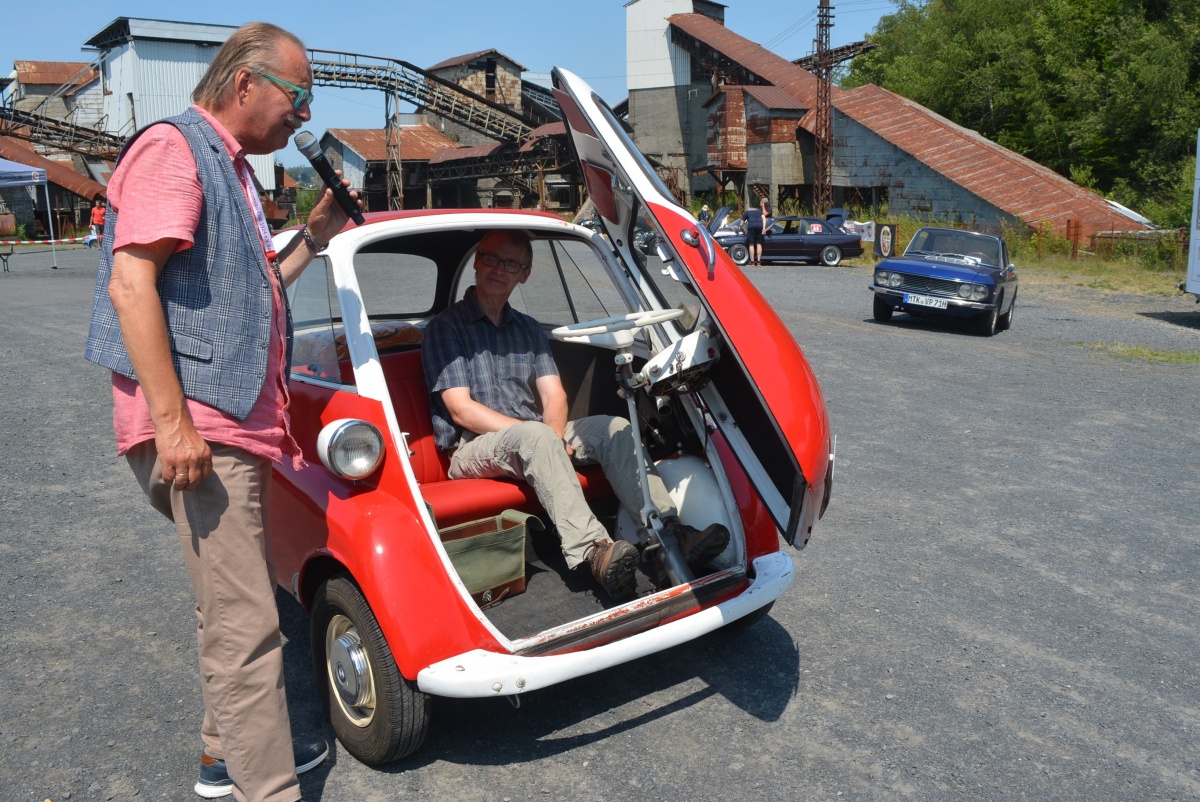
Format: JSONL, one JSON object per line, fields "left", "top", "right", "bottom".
{"left": 649, "top": 199, "right": 832, "bottom": 505}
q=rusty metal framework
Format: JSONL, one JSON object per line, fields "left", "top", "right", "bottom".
{"left": 0, "top": 104, "right": 124, "bottom": 160}
{"left": 308, "top": 50, "right": 537, "bottom": 144}
{"left": 793, "top": 40, "right": 876, "bottom": 71}
{"left": 385, "top": 92, "right": 404, "bottom": 211}
{"left": 813, "top": 0, "right": 834, "bottom": 217}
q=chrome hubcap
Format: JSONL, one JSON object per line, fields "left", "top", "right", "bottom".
{"left": 326, "top": 614, "right": 376, "bottom": 727}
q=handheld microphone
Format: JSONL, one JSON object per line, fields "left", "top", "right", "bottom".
{"left": 294, "top": 131, "right": 365, "bottom": 225}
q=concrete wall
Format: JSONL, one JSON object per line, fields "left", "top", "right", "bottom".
{"left": 629, "top": 84, "right": 712, "bottom": 200}
{"left": 835, "top": 112, "right": 1016, "bottom": 226}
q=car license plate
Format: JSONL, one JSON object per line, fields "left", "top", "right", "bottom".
{"left": 904, "top": 292, "right": 949, "bottom": 309}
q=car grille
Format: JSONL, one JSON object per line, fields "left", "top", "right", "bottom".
{"left": 897, "top": 274, "right": 961, "bottom": 295}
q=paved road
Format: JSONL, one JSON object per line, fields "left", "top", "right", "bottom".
{"left": 2, "top": 247, "right": 1198, "bottom": 801}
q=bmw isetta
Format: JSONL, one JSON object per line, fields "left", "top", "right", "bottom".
{"left": 270, "top": 68, "right": 833, "bottom": 764}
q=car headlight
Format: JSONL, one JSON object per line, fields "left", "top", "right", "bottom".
{"left": 317, "top": 419, "right": 385, "bottom": 479}
{"left": 972, "top": 284, "right": 989, "bottom": 301}
{"left": 875, "top": 270, "right": 889, "bottom": 285}
{"left": 958, "top": 283, "right": 974, "bottom": 299}
{"left": 888, "top": 272, "right": 903, "bottom": 288}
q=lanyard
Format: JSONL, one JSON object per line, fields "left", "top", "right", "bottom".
{"left": 234, "top": 155, "right": 278, "bottom": 264}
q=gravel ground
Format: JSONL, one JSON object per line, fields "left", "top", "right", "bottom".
{"left": 1, "top": 246, "right": 1198, "bottom": 802}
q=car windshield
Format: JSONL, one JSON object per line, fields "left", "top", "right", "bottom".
{"left": 905, "top": 228, "right": 1000, "bottom": 266}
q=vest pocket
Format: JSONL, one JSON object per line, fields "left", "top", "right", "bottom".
{"left": 170, "top": 331, "right": 214, "bottom": 362}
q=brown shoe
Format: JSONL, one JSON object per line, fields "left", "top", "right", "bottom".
{"left": 664, "top": 521, "right": 729, "bottom": 573}
{"left": 585, "top": 538, "right": 639, "bottom": 600}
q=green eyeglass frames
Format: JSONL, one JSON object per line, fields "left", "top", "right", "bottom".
{"left": 255, "top": 71, "right": 314, "bottom": 111}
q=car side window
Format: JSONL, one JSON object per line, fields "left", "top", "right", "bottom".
{"left": 355, "top": 251, "right": 439, "bottom": 319}
{"left": 455, "top": 238, "right": 621, "bottom": 327}
{"left": 768, "top": 220, "right": 786, "bottom": 235}
{"left": 287, "top": 256, "right": 347, "bottom": 384}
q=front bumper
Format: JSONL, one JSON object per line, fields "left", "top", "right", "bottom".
{"left": 871, "top": 285, "right": 995, "bottom": 315}
{"left": 416, "top": 551, "right": 794, "bottom": 698}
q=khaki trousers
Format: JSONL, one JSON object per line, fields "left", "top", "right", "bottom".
{"left": 448, "top": 416, "right": 677, "bottom": 567}
{"left": 128, "top": 441, "right": 299, "bottom": 802}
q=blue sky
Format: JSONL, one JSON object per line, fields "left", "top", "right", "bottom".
{"left": 2, "top": 0, "right": 896, "bottom": 165}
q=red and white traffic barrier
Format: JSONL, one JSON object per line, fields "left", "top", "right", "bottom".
{"left": 0, "top": 236, "right": 97, "bottom": 245}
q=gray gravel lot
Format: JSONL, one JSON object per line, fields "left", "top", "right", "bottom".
{"left": 2, "top": 247, "right": 1198, "bottom": 801}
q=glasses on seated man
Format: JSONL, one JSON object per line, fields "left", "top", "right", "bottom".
{"left": 478, "top": 251, "right": 528, "bottom": 274}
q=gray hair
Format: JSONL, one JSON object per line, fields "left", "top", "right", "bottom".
{"left": 477, "top": 229, "right": 533, "bottom": 268}
{"left": 192, "top": 22, "right": 306, "bottom": 109}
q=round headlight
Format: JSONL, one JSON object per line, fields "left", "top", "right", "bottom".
{"left": 888, "top": 272, "right": 903, "bottom": 288}
{"left": 972, "top": 284, "right": 989, "bottom": 301}
{"left": 317, "top": 419, "right": 384, "bottom": 479}
{"left": 958, "top": 283, "right": 974, "bottom": 298}
{"left": 875, "top": 270, "right": 889, "bottom": 285}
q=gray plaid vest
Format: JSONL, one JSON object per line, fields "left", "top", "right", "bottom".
{"left": 84, "top": 109, "right": 291, "bottom": 420}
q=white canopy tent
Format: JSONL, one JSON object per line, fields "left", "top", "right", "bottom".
{"left": 0, "top": 156, "right": 58, "bottom": 268}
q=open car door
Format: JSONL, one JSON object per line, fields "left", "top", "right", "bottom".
{"left": 551, "top": 68, "right": 832, "bottom": 547}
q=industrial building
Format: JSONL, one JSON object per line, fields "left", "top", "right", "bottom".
{"left": 626, "top": 0, "right": 1149, "bottom": 236}
{"left": 1, "top": 7, "right": 1152, "bottom": 240}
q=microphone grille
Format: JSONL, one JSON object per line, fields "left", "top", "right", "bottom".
{"left": 294, "top": 130, "right": 319, "bottom": 158}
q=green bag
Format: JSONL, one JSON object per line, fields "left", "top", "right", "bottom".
{"left": 440, "top": 510, "right": 542, "bottom": 608}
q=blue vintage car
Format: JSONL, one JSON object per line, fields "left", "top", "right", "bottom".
{"left": 870, "top": 226, "right": 1018, "bottom": 336}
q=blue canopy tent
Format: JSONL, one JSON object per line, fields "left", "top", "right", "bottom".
{"left": 0, "top": 156, "right": 58, "bottom": 268}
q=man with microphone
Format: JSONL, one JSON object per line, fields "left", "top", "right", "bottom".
{"left": 85, "top": 22, "right": 358, "bottom": 802}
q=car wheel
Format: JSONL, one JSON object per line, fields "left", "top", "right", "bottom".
{"left": 872, "top": 294, "right": 894, "bottom": 322}
{"left": 999, "top": 289, "right": 1017, "bottom": 331}
{"left": 727, "top": 243, "right": 749, "bottom": 265}
{"left": 975, "top": 305, "right": 1000, "bottom": 337}
{"left": 819, "top": 245, "right": 842, "bottom": 266}
{"left": 312, "top": 573, "right": 431, "bottom": 765}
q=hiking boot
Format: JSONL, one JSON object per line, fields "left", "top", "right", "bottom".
{"left": 585, "top": 538, "right": 639, "bottom": 600}
{"left": 664, "top": 520, "right": 729, "bottom": 574}
{"left": 194, "top": 736, "right": 329, "bottom": 798}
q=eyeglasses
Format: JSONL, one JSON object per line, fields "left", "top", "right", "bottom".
{"left": 255, "top": 71, "right": 314, "bottom": 111}
{"left": 477, "top": 251, "right": 528, "bottom": 274}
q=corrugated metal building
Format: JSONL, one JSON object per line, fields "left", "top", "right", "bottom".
{"left": 84, "top": 18, "right": 277, "bottom": 192}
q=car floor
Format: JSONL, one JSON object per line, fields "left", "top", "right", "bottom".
{"left": 480, "top": 501, "right": 668, "bottom": 642}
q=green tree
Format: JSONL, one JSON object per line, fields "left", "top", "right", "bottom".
{"left": 842, "top": 0, "right": 1200, "bottom": 226}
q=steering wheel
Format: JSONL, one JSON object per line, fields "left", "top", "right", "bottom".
{"left": 966, "top": 251, "right": 989, "bottom": 263}
{"left": 551, "top": 308, "right": 686, "bottom": 341}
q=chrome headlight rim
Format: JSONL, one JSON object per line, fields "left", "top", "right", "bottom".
{"left": 317, "top": 419, "right": 385, "bottom": 480}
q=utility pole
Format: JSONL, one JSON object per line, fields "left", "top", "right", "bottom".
{"left": 813, "top": 0, "right": 834, "bottom": 216}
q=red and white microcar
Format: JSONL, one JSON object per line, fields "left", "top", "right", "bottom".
{"left": 271, "top": 69, "right": 833, "bottom": 764}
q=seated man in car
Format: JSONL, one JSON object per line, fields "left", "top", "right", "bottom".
{"left": 422, "top": 229, "right": 729, "bottom": 601}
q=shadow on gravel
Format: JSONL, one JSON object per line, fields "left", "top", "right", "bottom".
{"left": 1139, "top": 309, "right": 1200, "bottom": 330}
{"left": 278, "top": 590, "right": 802, "bottom": 773}
{"left": 866, "top": 315, "right": 988, "bottom": 337}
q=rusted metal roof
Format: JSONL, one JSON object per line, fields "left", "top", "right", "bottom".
{"left": 0, "top": 137, "right": 106, "bottom": 199}
{"left": 741, "top": 85, "right": 807, "bottom": 112}
{"left": 668, "top": 13, "right": 829, "bottom": 127}
{"left": 667, "top": 12, "right": 1146, "bottom": 235}
{"left": 835, "top": 84, "right": 1148, "bottom": 235}
{"left": 427, "top": 142, "right": 504, "bottom": 165}
{"left": 13, "top": 61, "right": 97, "bottom": 90}
{"left": 325, "top": 126, "right": 459, "bottom": 162}
{"left": 518, "top": 121, "right": 566, "bottom": 153}
{"left": 427, "top": 49, "right": 528, "bottom": 73}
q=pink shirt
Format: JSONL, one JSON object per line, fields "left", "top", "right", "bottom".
{"left": 108, "top": 106, "right": 302, "bottom": 468}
